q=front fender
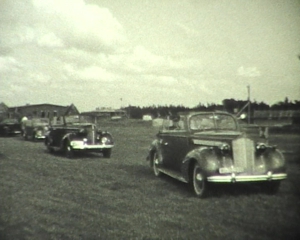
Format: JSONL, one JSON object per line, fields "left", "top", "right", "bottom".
{"left": 146, "top": 139, "right": 161, "bottom": 161}
{"left": 60, "top": 133, "right": 74, "bottom": 149}
{"left": 181, "top": 146, "right": 219, "bottom": 182}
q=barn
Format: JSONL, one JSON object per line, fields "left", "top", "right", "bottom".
{"left": 6, "top": 103, "right": 80, "bottom": 120}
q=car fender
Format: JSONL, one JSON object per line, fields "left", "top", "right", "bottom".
{"left": 181, "top": 146, "right": 218, "bottom": 182}
{"left": 146, "top": 139, "right": 162, "bottom": 162}
{"left": 61, "top": 133, "right": 73, "bottom": 148}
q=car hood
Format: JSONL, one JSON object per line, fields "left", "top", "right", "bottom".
{"left": 192, "top": 130, "right": 243, "bottom": 142}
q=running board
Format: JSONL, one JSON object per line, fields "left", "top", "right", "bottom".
{"left": 158, "top": 167, "right": 188, "bottom": 183}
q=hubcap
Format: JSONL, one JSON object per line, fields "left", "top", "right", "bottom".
{"left": 196, "top": 173, "right": 203, "bottom": 181}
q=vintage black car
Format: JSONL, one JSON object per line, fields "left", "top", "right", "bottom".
{"left": 45, "top": 116, "right": 114, "bottom": 158}
{"left": 0, "top": 118, "right": 22, "bottom": 136}
{"left": 23, "top": 118, "right": 50, "bottom": 141}
{"left": 146, "top": 111, "right": 287, "bottom": 198}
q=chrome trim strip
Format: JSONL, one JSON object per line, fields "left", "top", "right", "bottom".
{"left": 207, "top": 173, "right": 287, "bottom": 182}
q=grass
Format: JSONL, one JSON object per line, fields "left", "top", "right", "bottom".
{"left": 0, "top": 119, "right": 300, "bottom": 239}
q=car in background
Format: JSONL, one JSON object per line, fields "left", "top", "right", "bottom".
{"left": 23, "top": 118, "right": 50, "bottom": 141}
{"left": 0, "top": 118, "right": 22, "bottom": 136}
{"left": 146, "top": 111, "right": 287, "bottom": 198}
{"left": 45, "top": 115, "right": 114, "bottom": 158}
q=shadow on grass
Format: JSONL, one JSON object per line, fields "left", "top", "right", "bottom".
{"left": 42, "top": 149, "right": 108, "bottom": 160}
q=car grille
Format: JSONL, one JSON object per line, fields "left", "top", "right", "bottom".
{"left": 232, "top": 137, "right": 255, "bottom": 173}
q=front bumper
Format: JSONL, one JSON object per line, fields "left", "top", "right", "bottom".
{"left": 207, "top": 172, "right": 287, "bottom": 183}
{"left": 70, "top": 141, "right": 113, "bottom": 150}
{"left": 35, "top": 135, "right": 46, "bottom": 139}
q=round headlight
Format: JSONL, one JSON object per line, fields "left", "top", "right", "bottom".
{"left": 219, "top": 143, "right": 230, "bottom": 154}
{"left": 101, "top": 137, "right": 108, "bottom": 144}
{"left": 256, "top": 142, "right": 267, "bottom": 150}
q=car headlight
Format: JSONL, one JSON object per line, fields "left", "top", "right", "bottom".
{"left": 256, "top": 142, "right": 267, "bottom": 150}
{"left": 219, "top": 143, "right": 230, "bottom": 154}
{"left": 101, "top": 137, "right": 108, "bottom": 144}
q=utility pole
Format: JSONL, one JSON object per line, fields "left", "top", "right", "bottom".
{"left": 247, "top": 85, "right": 251, "bottom": 124}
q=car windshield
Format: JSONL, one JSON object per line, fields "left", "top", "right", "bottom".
{"left": 189, "top": 113, "right": 237, "bottom": 131}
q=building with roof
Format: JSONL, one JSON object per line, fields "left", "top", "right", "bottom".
{"left": 5, "top": 103, "right": 79, "bottom": 120}
{"left": 80, "top": 108, "right": 127, "bottom": 124}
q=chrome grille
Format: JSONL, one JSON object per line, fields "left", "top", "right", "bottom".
{"left": 232, "top": 137, "right": 255, "bottom": 173}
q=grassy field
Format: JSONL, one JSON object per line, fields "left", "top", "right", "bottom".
{"left": 0, "top": 119, "right": 300, "bottom": 240}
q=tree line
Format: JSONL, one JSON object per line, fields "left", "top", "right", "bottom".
{"left": 123, "top": 97, "right": 300, "bottom": 119}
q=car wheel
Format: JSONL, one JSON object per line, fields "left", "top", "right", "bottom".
{"left": 64, "top": 142, "right": 74, "bottom": 158}
{"left": 3, "top": 127, "right": 9, "bottom": 136}
{"left": 191, "top": 162, "right": 208, "bottom": 198}
{"left": 260, "top": 181, "right": 281, "bottom": 195}
{"left": 31, "top": 132, "right": 36, "bottom": 141}
{"left": 103, "top": 149, "right": 111, "bottom": 158}
{"left": 24, "top": 131, "right": 28, "bottom": 140}
{"left": 152, "top": 152, "right": 161, "bottom": 177}
{"left": 45, "top": 140, "right": 54, "bottom": 153}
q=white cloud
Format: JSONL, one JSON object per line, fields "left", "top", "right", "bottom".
{"left": 63, "top": 64, "right": 115, "bottom": 82}
{"left": 0, "top": 56, "right": 22, "bottom": 72}
{"left": 176, "top": 23, "right": 199, "bottom": 37}
{"left": 237, "top": 66, "right": 261, "bottom": 77}
{"left": 37, "top": 32, "right": 64, "bottom": 48}
{"left": 31, "top": 0, "right": 126, "bottom": 53}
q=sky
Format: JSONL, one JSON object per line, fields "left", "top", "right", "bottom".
{"left": 0, "top": 0, "right": 300, "bottom": 112}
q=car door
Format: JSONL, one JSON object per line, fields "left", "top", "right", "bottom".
{"left": 159, "top": 129, "right": 189, "bottom": 173}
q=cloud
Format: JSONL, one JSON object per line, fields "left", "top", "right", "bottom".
{"left": 1, "top": 0, "right": 126, "bottom": 53}
{"left": 237, "top": 66, "right": 261, "bottom": 77}
{"left": 0, "top": 56, "right": 22, "bottom": 72}
{"left": 64, "top": 64, "right": 115, "bottom": 82}
{"left": 31, "top": 0, "right": 126, "bottom": 53}
{"left": 176, "top": 23, "right": 199, "bottom": 37}
{"left": 37, "top": 32, "right": 64, "bottom": 48}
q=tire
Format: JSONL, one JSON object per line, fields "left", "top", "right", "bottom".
{"left": 260, "top": 181, "right": 281, "bottom": 195}
{"left": 31, "top": 132, "right": 36, "bottom": 141}
{"left": 191, "top": 162, "right": 208, "bottom": 198}
{"left": 152, "top": 152, "right": 161, "bottom": 177}
{"left": 64, "top": 142, "right": 74, "bottom": 158}
{"left": 3, "top": 127, "right": 9, "bottom": 137}
{"left": 45, "top": 139, "right": 54, "bottom": 153}
{"left": 24, "top": 131, "right": 28, "bottom": 140}
{"left": 103, "top": 149, "right": 111, "bottom": 158}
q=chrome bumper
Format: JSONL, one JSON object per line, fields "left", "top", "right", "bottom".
{"left": 70, "top": 141, "right": 113, "bottom": 150}
{"left": 207, "top": 172, "right": 287, "bottom": 183}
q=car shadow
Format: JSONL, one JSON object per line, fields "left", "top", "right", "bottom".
{"left": 42, "top": 149, "right": 105, "bottom": 160}
{"left": 121, "top": 163, "right": 268, "bottom": 198}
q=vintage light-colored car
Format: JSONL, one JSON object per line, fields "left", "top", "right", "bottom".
{"left": 146, "top": 111, "right": 287, "bottom": 198}
{"left": 45, "top": 116, "right": 114, "bottom": 158}
{"left": 0, "top": 118, "right": 22, "bottom": 136}
{"left": 23, "top": 118, "right": 50, "bottom": 141}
